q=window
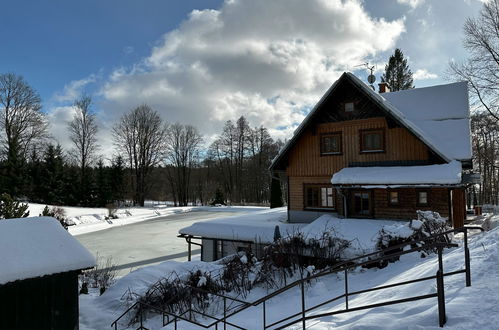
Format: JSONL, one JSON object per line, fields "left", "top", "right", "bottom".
{"left": 321, "top": 133, "right": 342, "bottom": 155}
{"left": 344, "top": 102, "right": 354, "bottom": 112}
{"left": 360, "top": 129, "right": 384, "bottom": 152}
{"left": 352, "top": 191, "right": 371, "bottom": 216}
{"left": 305, "top": 186, "right": 335, "bottom": 209}
{"left": 389, "top": 191, "right": 399, "bottom": 205}
{"left": 418, "top": 191, "right": 428, "bottom": 206}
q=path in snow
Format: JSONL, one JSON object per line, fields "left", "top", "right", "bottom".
{"left": 76, "top": 211, "right": 246, "bottom": 276}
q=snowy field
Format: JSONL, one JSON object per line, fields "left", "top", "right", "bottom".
{"left": 79, "top": 215, "right": 499, "bottom": 330}
{"left": 27, "top": 203, "right": 267, "bottom": 236}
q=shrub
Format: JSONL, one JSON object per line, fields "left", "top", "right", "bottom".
{"left": 105, "top": 203, "right": 118, "bottom": 220}
{"left": 40, "top": 205, "right": 69, "bottom": 229}
{"left": 80, "top": 254, "right": 118, "bottom": 295}
{"left": 0, "top": 193, "right": 29, "bottom": 219}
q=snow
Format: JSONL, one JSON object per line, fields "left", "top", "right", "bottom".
{"left": 80, "top": 222, "right": 499, "bottom": 330}
{"left": 299, "top": 215, "right": 404, "bottom": 256}
{"left": 0, "top": 217, "right": 95, "bottom": 285}
{"left": 179, "top": 207, "right": 303, "bottom": 243}
{"left": 331, "top": 161, "right": 462, "bottom": 185}
{"left": 383, "top": 81, "right": 472, "bottom": 161}
{"left": 26, "top": 203, "right": 267, "bottom": 236}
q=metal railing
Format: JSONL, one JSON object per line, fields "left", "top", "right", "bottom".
{"left": 111, "top": 226, "right": 483, "bottom": 329}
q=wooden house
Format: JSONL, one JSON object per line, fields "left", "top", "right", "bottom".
{"left": 0, "top": 217, "right": 96, "bottom": 330}
{"left": 270, "top": 72, "right": 473, "bottom": 227}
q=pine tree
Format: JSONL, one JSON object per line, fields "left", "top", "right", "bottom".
{"left": 381, "top": 48, "right": 414, "bottom": 91}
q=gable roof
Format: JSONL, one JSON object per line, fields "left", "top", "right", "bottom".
{"left": 270, "top": 72, "right": 471, "bottom": 171}
{"left": 0, "top": 217, "right": 96, "bottom": 285}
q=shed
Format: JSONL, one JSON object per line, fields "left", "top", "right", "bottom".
{"left": 0, "top": 217, "right": 96, "bottom": 330}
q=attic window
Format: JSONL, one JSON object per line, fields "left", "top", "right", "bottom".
{"left": 344, "top": 102, "right": 354, "bottom": 112}
{"left": 321, "top": 133, "right": 342, "bottom": 155}
{"left": 360, "top": 129, "right": 384, "bottom": 153}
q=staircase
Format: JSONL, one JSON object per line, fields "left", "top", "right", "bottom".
{"left": 111, "top": 226, "right": 483, "bottom": 330}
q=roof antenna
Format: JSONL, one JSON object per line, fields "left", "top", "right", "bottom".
{"left": 354, "top": 63, "right": 376, "bottom": 90}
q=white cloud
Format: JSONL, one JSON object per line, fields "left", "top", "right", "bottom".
{"left": 98, "top": 0, "right": 405, "bottom": 144}
{"left": 413, "top": 68, "right": 438, "bottom": 80}
{"left": 53, "top": 75, "right": 97, "bottom": 103}
{"left": 397, "top": 0, "right": 425, "bottom": 9}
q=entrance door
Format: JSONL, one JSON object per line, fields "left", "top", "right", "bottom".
{"left": 351, "top": 190, "right": 372, "bottom": 217}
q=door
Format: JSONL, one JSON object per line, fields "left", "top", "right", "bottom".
{"left": 351, "top": 190, "right": 372, "bottom": 217}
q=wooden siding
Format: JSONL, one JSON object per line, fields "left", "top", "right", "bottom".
{"left": 286, "top": 117, "right": 431, "bottom": 177}
{"left": 289, "top": 176, "right": 342, "bottom": 215}
{"left": 451, "top": 188, "right": 466, "bottom": 228}
{"left": 371, "top": 188, "right": 450, "bottom": 220}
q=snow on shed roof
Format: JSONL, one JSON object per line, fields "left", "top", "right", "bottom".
{"left": 179, "top": 208, "right": 303, "bottom": 243}
{"left": 331, "top": 161, "right": 462, "bottom": 185}
{"left": 0, "top": 217, "right": 96, "bottom": 285}
{"left": 382, "top": 82, "right": 471, "bottom": 160}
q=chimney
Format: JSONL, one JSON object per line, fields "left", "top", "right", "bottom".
{"left": 378, "top": 82, "right": 390, "bottom": 93}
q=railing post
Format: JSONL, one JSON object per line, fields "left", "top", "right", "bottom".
{"left": 464, "top": 229, "right": 471, "bottom": 287}
{"left": 223, "top": 296, "right": 227, "bottom": 330}
{"left": 263, "top": 300, "right": 266, "bottom": 329}
{"left": 436, "top": 247, "right": 446, "bottom": 327}
{"left": 344, "top": 269, "right": 349, "bottom": 310}
{"left": 301, "top": 281, "right": 306, "bottom": 329}
{"left": 174, "top": 316, "right": 177, "bottom": 330}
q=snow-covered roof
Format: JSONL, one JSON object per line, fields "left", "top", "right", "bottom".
{"left": 270, "top": 73, "right": 471, "bottom": 171}
{"left": 0, "top": 217, "right": 96, "bottom": 285}
{"left": 382, "top": 82, "right": 471, "bottom": 160}
{"left": 179, "top": 208, "right": 303, "bottom": 243}
{"left": 331, "top": 161, "right": 462, "bottom": 185}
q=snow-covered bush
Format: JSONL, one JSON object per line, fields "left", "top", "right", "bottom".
{"left": 40, "top": 205, "right": 70, "bottom": 229}
{"left": 105, "top": 203, "right": 118, "bottom": 220}
{"left": 374, "top": 210, "right": 452, "bottom": 266}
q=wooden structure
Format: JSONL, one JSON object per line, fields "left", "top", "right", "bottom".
{"left": 0, "top": 217, "right": 95, "bottom": 330}
{"left": 270, "top": 73, "right": 473, "bottom": 227}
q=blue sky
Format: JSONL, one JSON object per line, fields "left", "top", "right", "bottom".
{"left": 0, "top": 0, "right": 485, "bottom": 156}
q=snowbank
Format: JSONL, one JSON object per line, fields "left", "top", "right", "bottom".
{"left": 26, "top": 203, "right": 267, "bottom": 236}
{"left": 0, "top": 217, "right": 95, "bottom": 285}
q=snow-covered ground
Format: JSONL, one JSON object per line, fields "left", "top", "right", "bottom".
{"left": 27, "top": 203, "right": 267, "bottom": 236}
{"left": 79, "top": 215, "right": 499, "bottom": 330}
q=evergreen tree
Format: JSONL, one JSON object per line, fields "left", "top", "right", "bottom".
{"left": 0, "top": 193, "right": 29, "bottom": 219}
{"left": 270, "top": 177, "right": 284, "bottom": 208}
{"left": 40, "top": 144, "right": 65, "bottom": 205}
{"left": 381, "top": 48, "right": 414, "bottom": 91}
{"left": 109, "top": 155, "right": 126, "bottom": 204}
{"left": 95, "top": 159, "right": 112, "bottom": 207}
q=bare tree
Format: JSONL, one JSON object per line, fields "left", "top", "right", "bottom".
{"left": 449, "top": 0, "right": 499, "bottom": 121}
{"left": 68, "top": 95, "right": 99, "bottom": 202}
{"left": 164, "top": 123, "right": 202, "bottom": 206}
{"left": 113, "top": 104, "right": 167, "bottom": 206}
{"left": 0, "top": 73, "right": 48, "bottom": 195}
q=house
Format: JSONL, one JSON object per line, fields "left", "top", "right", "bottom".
{"left": 270, "top": 72, "right": 473, "bottom": 227}
{"left": 0, "top": 217, "right": 96, "bottom": 330}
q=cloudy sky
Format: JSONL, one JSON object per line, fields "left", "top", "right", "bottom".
{"left": 0, "top": 0, "right": 485, "bottom": 158}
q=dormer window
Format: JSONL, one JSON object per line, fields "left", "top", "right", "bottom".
{"left": 344, "top": 102, "right": 354, "bottom": 112}
{"left": 321, "top": 132, "right": 342, "bottom": 155}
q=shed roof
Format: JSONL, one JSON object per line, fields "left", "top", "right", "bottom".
{"left": 270, "top": 73, "right": 471, "bottom": 171}
{"left": 331, "top": 161, "right": 462, "bottom": 186}
{"left": 0, "top": 217, "right": 96, "bottom": 285}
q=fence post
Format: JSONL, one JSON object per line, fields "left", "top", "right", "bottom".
{"left": 436, "top": 246, "right": 446, "bottom": 327}
{"left": 344, "top": 269, "right": 349, "bottom": 310}
{"left": 263, "top": 300, "right": 266, "bottom": 329}
{"left": 464, "top": 229, "right": 471, "bottom": 287}
{"left": 301, "top": 281, "right": 306, "bottom": 329}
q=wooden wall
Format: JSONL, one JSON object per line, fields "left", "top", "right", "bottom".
{"left": 371, "top": 188, "right": 450, "bottom": 220}
{"left": 286, "top": 117, "right": 431, "bottom": 177}
{"left": 0, "top": 271, "right": 79, "bottom": 330}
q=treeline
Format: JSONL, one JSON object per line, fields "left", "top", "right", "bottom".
{"left": 470, "top": 112, "right": 499, "bottom": 206}
{"left": 0, "top": 73, "right": 283, "bottom": 207}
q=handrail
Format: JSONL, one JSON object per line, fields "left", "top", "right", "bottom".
{"left": 111, "top": 226, "right": 483, "bottom": 329}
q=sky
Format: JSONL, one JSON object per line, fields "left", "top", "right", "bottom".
{"left": 0, "top": 0, "right": 485, "bottom": 159}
